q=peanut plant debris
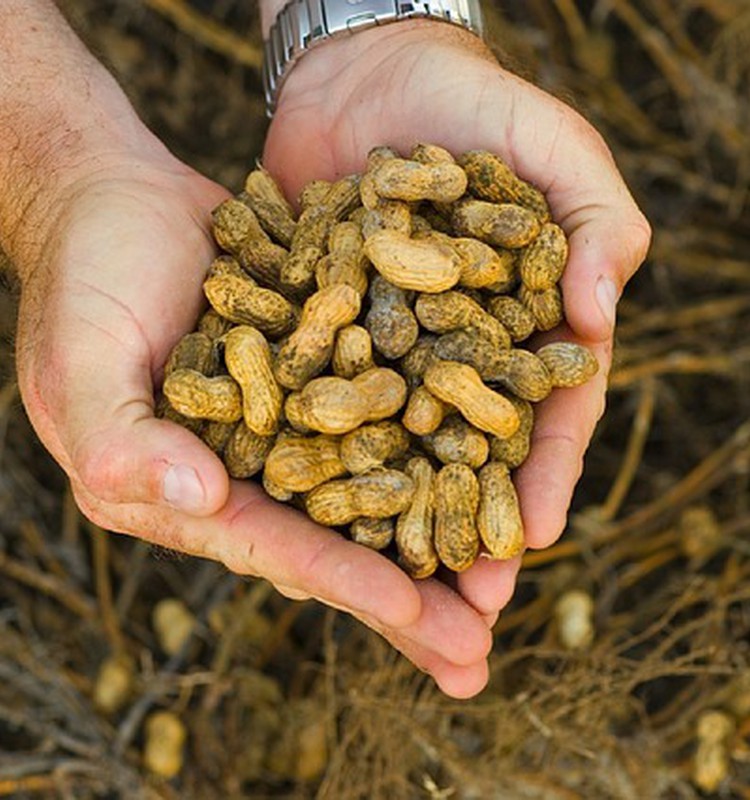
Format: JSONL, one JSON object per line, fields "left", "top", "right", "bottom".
{"left": 0, "top": 1, "right": 749, "bottom": 798}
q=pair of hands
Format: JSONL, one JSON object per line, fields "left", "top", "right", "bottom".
{"left": 11, "top": 20, "right": 650, "bottom": 698}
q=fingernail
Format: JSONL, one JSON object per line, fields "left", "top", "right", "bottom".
{"left": 163, "top": 464, "right": 206, "bottom": 513}
{"left": 595, "top": 276, "right": 618, "bottom": 329}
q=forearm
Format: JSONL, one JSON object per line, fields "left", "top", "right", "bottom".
{"left": 0, "top": 1, "right": 159, "bottom": 274}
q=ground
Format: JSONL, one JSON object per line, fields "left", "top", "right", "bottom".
{"left": 1, "top": 1, "right": 749, "bottom": 798}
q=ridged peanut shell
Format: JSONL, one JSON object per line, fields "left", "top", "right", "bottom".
{"left": 519, "top": 223, "right": 568, "bottom": 290}
{"left": 350, "top": 517, "right": 395, "bottom": 550}
{"left": 224, "top": 424, "right": 275, "bottom": 479}
{"left": 365, "top": 276, "right": 419, "bottom": 360}
{"left": 341, "top": 421, "right": 410, "bottom": 474}
{"left": 306, "top": 469, "right": 415, "bottom": 527}
{"left": 224, "top": 326, "right": 283, "bottom": 436}
{"left": 371, "top": 159, "right": 467, "bottom": 203}
{"left": 434, "top": 464, "right": 480, "bottom": 572}
{"left": 396, "top": 457, "right": 438, "bottom": 579}
{"left": 535, "top": 342, "right": 599, "bottom": 387}
{"left": 518, "top": 284, "right": 564, "bottom": 331}
{"left": 477, "top": 462, "right": 524, "bottom": 559}
{"left": 274, "top": 284, "right": 362, "bottom": 390}
{"left": 422, "top": 416, "right": 489, "bottom": 469}
{"left": 364, "top": 230, "right": 461, "bottom": 292}
{"left": 163, "top": 370, "right": 241, "bottom": 423}
{"left": 424, "top": 361, "right": 520, "bottom": 439}
{"left": 264, "top": 435, "right": 347, "bottom": 492}
{"left": 451, "top": 199, "right": 541, "bottom": 249}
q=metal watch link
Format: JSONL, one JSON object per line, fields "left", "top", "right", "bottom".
{"left": 262, "top": 0, "right": 484, "bottom": 115}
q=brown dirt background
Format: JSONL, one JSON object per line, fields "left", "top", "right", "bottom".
{"left": 1, "top": 1, "right": 749, "bottom": 798}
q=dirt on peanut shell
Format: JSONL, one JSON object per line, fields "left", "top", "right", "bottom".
{"left": 1, "top": 1, "right": 749, "bottom": 798}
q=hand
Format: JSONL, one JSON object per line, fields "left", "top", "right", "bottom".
{"left": 263, "top": 20, "right": 651, "bottom": 691}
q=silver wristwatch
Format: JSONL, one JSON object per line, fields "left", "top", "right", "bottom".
{"left": 262, "top": 0, "right": 484, "bottom": 115}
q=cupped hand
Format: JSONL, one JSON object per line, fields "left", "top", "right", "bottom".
{"left": 13, "top": 141, "right": 498, "bottom": 698}
{"left": 263, "top": 20, "right": 651, "bottom": 690}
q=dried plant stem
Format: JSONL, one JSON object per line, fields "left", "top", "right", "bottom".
{"left": 598, "top": 377, "right": 657, "bottom": 521}
{"left": 141, "top": 0, "right": 263, "bottom": 70}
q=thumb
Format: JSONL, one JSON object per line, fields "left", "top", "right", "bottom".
{"left": 18, "top": 292, "right": 230, "bottom": 517}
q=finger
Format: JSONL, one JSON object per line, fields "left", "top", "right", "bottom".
{"left": 455, "top": 555, "right": 523, "bottom": 622}
{"left": 514, "top": 338, "right": 610, "bottom": 550}
{"left": 70, "top": 478, "right": 423, "bottom": 631}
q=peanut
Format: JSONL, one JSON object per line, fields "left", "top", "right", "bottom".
{"left": 398, "top": 335, "right": 438, "bottom": 389}
{"left": 200, "top": 420, "right": 237, "bottom": 455}
{"left": 415, "top": 290, "right": 511, "bottom": 350}
{"left": 299, "top": 179, "right": 332, "bottom": 210}
{"left": 305, "top": 469, "right": 414, "bottom": 526}
{"left": 350, "top": 517, "right": 395, "bottom": 550}
{"left": 315, "top": 221, "right": 368, "bottom": 297}
{"left": 424, "top": 360, "right": 520, "bottom": 438}
{"left": 458, "top": 150, "right": 551, "bottom": 222}
{"left": 163, "top": 369, "right": 242, "bottom": 423}
{"left": 197, "top": 308, "right": 233, "bottom": 340}
{"left": 410, "top": 142, "right": 456, "bottom": 164}
{"left": 488, "top": 349, "right": 553, "bottom": 402}
{"left": 489, "top": 395, "right": 533, "bottom": 469}
{"left": 365, "top": 275, "right": 419, "bottom": 359}
{"left": 395, "top": 456, "right": 438, "bottom": 578}
{"left": 224, "top": 423, "right": 275, "bottom": 478}
{"left": 370, "top": 158, "right": 467, "bottom": 203}
{"left": 332, "top": 324, "right": 375, "bottom": 379}
{"left": 340, "top": 421, "right": 410, "bottom": 474}
{"left": 164, "top": 331, "right": 217, "bottom": 378}
{"left": 535, "top": 342, "right": 599, "bottom": 387}
{"left": 517, "top": 284, "right": 563, "bottom": 331}
{"left": 434, "top": 463, "right": 480, "bottom": 572}
{"left": 402, "top": 384, "right": 449, "bottom": 436}
{"left": 486, "top": 295, "right": 536, "bottom": 342}
{"left": 243, "top": 168, "right": 296, "bottom": 247}
{"left": 476, "top": 462, "right": 524, "bottom": 559}
{"left": 274, "top": 284, "right": 362, "bottom": 390}
{"left": 264, "top": 434, "right": 347, "bottom": 492}
{"left": 143, "top": 711, "right": 187, "bottom": 779}
{"left": 211, "top": 196, "right": 266, "bottom": 254}
{"left": 238, "top": 236, "right": 289, "bottom": 293}
{"left": 224, "top": 325, "right": 283, "bottom": 436}
{"left": 284, "top": 367, "right": 406, "bottom": 435}
{"left": 519, "top": 222, "right": 568, "bottom": 290}
{"left": 452, "top": 199, "right": 541, "bottom": 249}
{"left": 423, "top": 415, "right": 489, "bottom": 468}
{"left": 364, "top": 229, "right": 461, "bottom": 293}
{"left": 203, "top": 257, "right": 298, "bottom": 337}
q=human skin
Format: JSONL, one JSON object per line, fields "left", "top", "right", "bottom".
{"left": 0, "top": 1, "right": 650, "bottom": 698}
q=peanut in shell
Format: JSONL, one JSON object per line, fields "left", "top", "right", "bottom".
{"left": 331, "top": 325, "right": 375, "bottom": 379}
{"left": 424, "top": 360, "right": 520, "bottom": 439}
{"left": 422, "top": 415, "right": 489, "bottom": 469}
{"left": 370, "top": 158, "right": 467, "bottom": 203}
{"left": 402, "top": 385, "right": 449, "bottom": 436}
{"left": 365, "top": 276, "right": 419, "bottom": 360}
{"left": 477, "top": 462, "right": 524, "bottom": 559}
{"left": 363, "top": 230, "right": 461, "bottom": 293}
{"left": 264, "top": 434, "right": 347, "bottom": 492}
{"left": 451, "top": 199, "right": 541, "bottom": 249}
{"left": 224, "top": 423, "right": 275, "bottom": 479}
{"left": 434, "top": 463, "right": 480, "bottom": 572}
{"left": 162, "top": 369, "right": 242, "bottom": 423}
{"left": 350, "top": 517, "right": 395, "bottom": 550}
{"left": 223, "top": 326, "right": 283, "bottom": 436}
{"left": 395, "top": 456, "right": 438, "bottom": 579}
{"left": 340, "top": 421, "right": 410, "bottom": 475}
{"left": 274, "top": 284, "right": 362, "bottom": 390}
{"left": 305, "top": 469, "right": 415, "bottom": 527}
{"left": 535, "top": 342, "right": 599, "bottom": 387}
{"left": 458, "top": 150, "right": 551, "bottom": 222}
{"left": 518, "top": 284, "right": 564, "bottom": 331}
{"left": 519, "top": 222, "right": 568, "bottom": 290}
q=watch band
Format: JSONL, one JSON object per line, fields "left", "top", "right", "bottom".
{"left": 262, "top": 0, "right": 484, "bottom": 116}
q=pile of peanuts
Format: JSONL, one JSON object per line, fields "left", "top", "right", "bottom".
{"left": 159, "top": 144, "right": 598, "bottom": 577}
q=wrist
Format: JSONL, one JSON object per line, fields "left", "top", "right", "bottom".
{"left": 0, "top": 1, "right": 173, "bottom": 278}
{"left": 273, "top": 18, "right": 495, "bottom": 119}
